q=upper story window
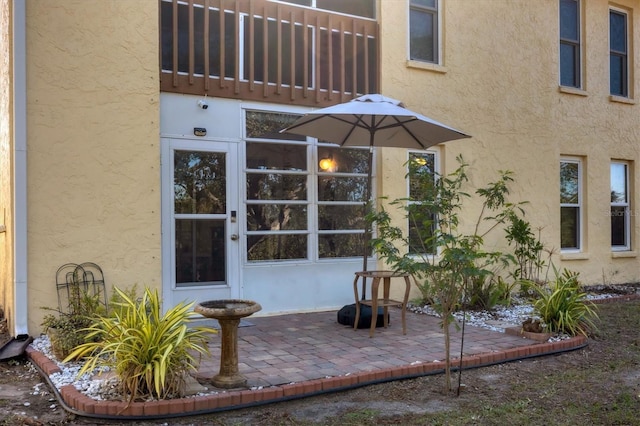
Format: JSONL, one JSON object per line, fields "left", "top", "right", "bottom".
{"left": 277, "top": 0, "right": 376, "bottom": 19}
{"left": 407, "top": 151, "right": 438, "bottom": 255}
{"left": 560, "top": 158, "right": 582, "bottom": 252}
{"left": 410, "top": 0, "right": 439, "bottom": 64}
{"left": 610, "top": 161, "right": 630, "bottom": 251}
{"left": 609, "top": 8, "right": 629, "bottom": 97}
{"left": 559, "top": 0, "right": 581, "bottom": 88}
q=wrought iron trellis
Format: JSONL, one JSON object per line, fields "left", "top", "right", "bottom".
{"left": 55, "top": 262, "right": 107, "bottom": 314}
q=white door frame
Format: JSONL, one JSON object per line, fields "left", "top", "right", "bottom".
{"left": 161, "top": 137, "right": 241, "bottom": 310}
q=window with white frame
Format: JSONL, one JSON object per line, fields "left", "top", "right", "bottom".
{"left": 409, "top": 0, "right": 439, "bottom": 64}
{"left": 609, "top": 8, "right": 629, "bottom": 97}
{"left": 407, "top": 151, "right": 437, "bottom": 255}
{"left": 560, "top": 158, "right": 582, "bottom": 251}
{"left": 244, "top": 110, "right": 369, "bottom": 262}
{"left": 610, "top": 161, "right": 630, "bottom": 250}
{"left": 559, "top": 0, "right": 581, "bottom": 88}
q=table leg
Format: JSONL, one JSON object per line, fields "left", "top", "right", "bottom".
{"left": 382, "top": 277, "right": 390, "bottom": 329}
{"left": 369, "top": 277, "right": 380, "bottom": 338}
{"left": 353, "top": 274, "right": 361, "bottom": 330}
{"left": 402, "top": 276, "right": 411, "bottom": 335}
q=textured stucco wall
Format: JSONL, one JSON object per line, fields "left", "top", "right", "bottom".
{"left": 0, "top": 0, "right": 14, "bottom": 333}
{"left": 378, "top": 0, "right": 640, "bottom": 288}
{"left": 26, "top": 0, "right": 160, "bottom": 332}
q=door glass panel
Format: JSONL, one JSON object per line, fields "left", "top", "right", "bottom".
{"left": 175, "top": 219, "right": 226, "bottom": 285}
{"left": 174, "top": 151, "right": 226, "bottom": 214}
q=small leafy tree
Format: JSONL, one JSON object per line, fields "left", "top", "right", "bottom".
{"left": 369, "top": 155, "right": 524, "bottom": 392}
{"left": 504, "top": 212, "right": 547, "bottom": 287}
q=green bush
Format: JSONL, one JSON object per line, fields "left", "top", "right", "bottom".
{"left": 41, "top": 285, "right": 106, "bottom": 360}
{"left": 65, "top": 286, "right": 217, "bottom": 401}
{"left": 533, "top": 268, "right": 599, "bottom": 337}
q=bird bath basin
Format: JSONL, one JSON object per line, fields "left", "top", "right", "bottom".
{"left": 195, "top": 299, "right": 262, "bottom": 389}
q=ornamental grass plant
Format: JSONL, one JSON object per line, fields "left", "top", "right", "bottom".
{"left": 65, "top": 286, "right": 217, "bottom": 402}
{"left": 532, "top": 267, "right": 599, "bottom": 337}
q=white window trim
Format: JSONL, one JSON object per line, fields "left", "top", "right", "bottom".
{"left": 608, "top": 6, "right": 630, "bottom": 99}
{"left": 560, "top": 157, "right": 583, "bottom": 253}
{"left": 407, "top": 149, "right": 439, "bottom": 258}
{"left": 242, "top": 107, "right": 373, "bottom": 264}
{"left": 611, "top": 161, "right": 631, "bottom": 251}
{"left": 558, "top": 0, "right": 583, "bottom": 90}
{"left": 407, "top": 0, "right": 442, "bottom": 66}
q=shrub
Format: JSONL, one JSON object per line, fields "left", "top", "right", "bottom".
{"left": 533, "top": 268, "right": 599, "bottom": 337}
{"left": 41, "top": 285, "right": 106, "bottom": 360}
{"left": 65, "top": 286, "right": 217, "bottom": 401}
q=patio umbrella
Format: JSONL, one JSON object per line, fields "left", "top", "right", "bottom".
{"left": 281, "top": 94, "right": 471, "bottom": 297}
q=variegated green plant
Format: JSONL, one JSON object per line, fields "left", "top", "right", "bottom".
{"left": 65, "top": 286, "right": 216, "bottom": 401}
{"left": 533, "top": 267, "right": 599, "bottom": 337}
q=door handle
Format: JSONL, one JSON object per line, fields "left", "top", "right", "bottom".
{"left": 230, "top": 234, "right": 239, "bottom": 241}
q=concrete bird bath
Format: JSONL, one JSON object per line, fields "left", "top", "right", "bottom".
{"left": 194, "top": 299, "right": 262, "bottom": 389}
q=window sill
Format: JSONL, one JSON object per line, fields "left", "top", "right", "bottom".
{"left": 560, "top": 252, "right": 589, "bottom": 261}
{"left": 611, "top": 250, "right": 636, "bottom": 258}
{"left": 558, "top": 86, "right": 588, "bottom": 97}
{"left": 406, "top": 60, "right": 447, "bottom": 74}
{"left": 609, "top": 95, "right": 636, "bottom": 105}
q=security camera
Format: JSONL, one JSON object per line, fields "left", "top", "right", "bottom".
{"left": 197, "top": 99, "right": 209, "bottom": 110}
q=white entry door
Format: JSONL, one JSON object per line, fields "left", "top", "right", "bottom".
{"left": 162, "top": 138, "right": 240, "bottom": 308}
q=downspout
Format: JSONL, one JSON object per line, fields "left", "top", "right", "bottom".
{"left": 13, "top": 0, "right": 28, "bottom": 335}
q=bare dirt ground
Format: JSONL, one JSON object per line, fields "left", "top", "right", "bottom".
{"left": 1, "top": 300, "right": 639, "bottom": 425}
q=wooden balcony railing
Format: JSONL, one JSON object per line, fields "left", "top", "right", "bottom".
{"left": 160, "top": 0, "right": 379, "bottom": 107}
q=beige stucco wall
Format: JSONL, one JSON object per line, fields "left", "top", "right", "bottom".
{"left": 0, "top": 0, "right": 14, "bottom": 333}
{"left": 377, "top": 0, "right": 640, "bottom": 291}
{"left": 26, "top": 0, "right": 161, "bottom": 333}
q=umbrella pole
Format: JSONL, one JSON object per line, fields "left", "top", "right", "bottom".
{"left": 361, "top": 137, "right": 375, "bottom": 300}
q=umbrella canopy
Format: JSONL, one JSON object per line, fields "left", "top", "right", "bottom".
{"left": 281, "top": 93, "right": 470, "bottom": 150}
{"left": 281, "top": 93, "right": 471, "bottom": 296}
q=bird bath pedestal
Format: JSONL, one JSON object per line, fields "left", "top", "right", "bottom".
{"left": 194, "top": 299, "right": 262, "bottom": 389}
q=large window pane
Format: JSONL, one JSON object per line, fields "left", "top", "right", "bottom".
{"left": 611, "top": 206, "right": 627, "bottom": 247}
{"left": 410, "top": 9, "right": 435, "bottom": 62}
{"left": 174, "top": 151, "right": 226, "bottom": 214}
{"left": 610, "top": 163, "right": 627, "bottom": 203}
{"left": 560, "top": 159, "right": 581, "bottom": 251}
{"left": 610, "top": 162, "right": 629, "bottom": 250}
{"left": 247, "top": 143, "right": 307, "bottom": 171}
{"left": 560, "top": 44, "right": 578, "bottom": 87}
{"left": 610, "top": 11, "right": 627, "bottom": 52}
{"left": 559, "top": 0, "right": 580, "bottom": 88}
{"left": 318, "top": 205, "right": 366, "bottom": 230}
{"left": 560, "top": 207, "right": 579, "bottom": 249}
{"left": 317, "top": 146, "right": 369, "bottom": 173}
{"left": 319, "top": 234, "right": 365, "bottom": 258}
{"left": 247, "top": 234, "right": 307, "bottom": 261}
{"left": 175, "top": 219, "right": 225, "bottom": 285}
{"left": 318, "top": 176, "right": 367, "bottom": 202}
{"left": 408, "top": 152, "right": 437, "bottom": 255}
{"left": 560, "top": 161, "right": 579, "bottom": 203}
{"left": 609, "top": 10, "right": 628, "bottom": 97}
{"left": 246, "top": 204, "right": 307, "bottom": 231}
{"left": 247, "top": 174, "right": 307, "bottom": 201}
{"left": 246, "top": 111, "right": 304, "bottom": 140}
{"left": 560, "top": 0, "right": 578, "bottom": 40}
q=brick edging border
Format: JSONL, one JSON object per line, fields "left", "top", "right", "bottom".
{"left": 26, "top": 333, "right": 588, "bottom": 419}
